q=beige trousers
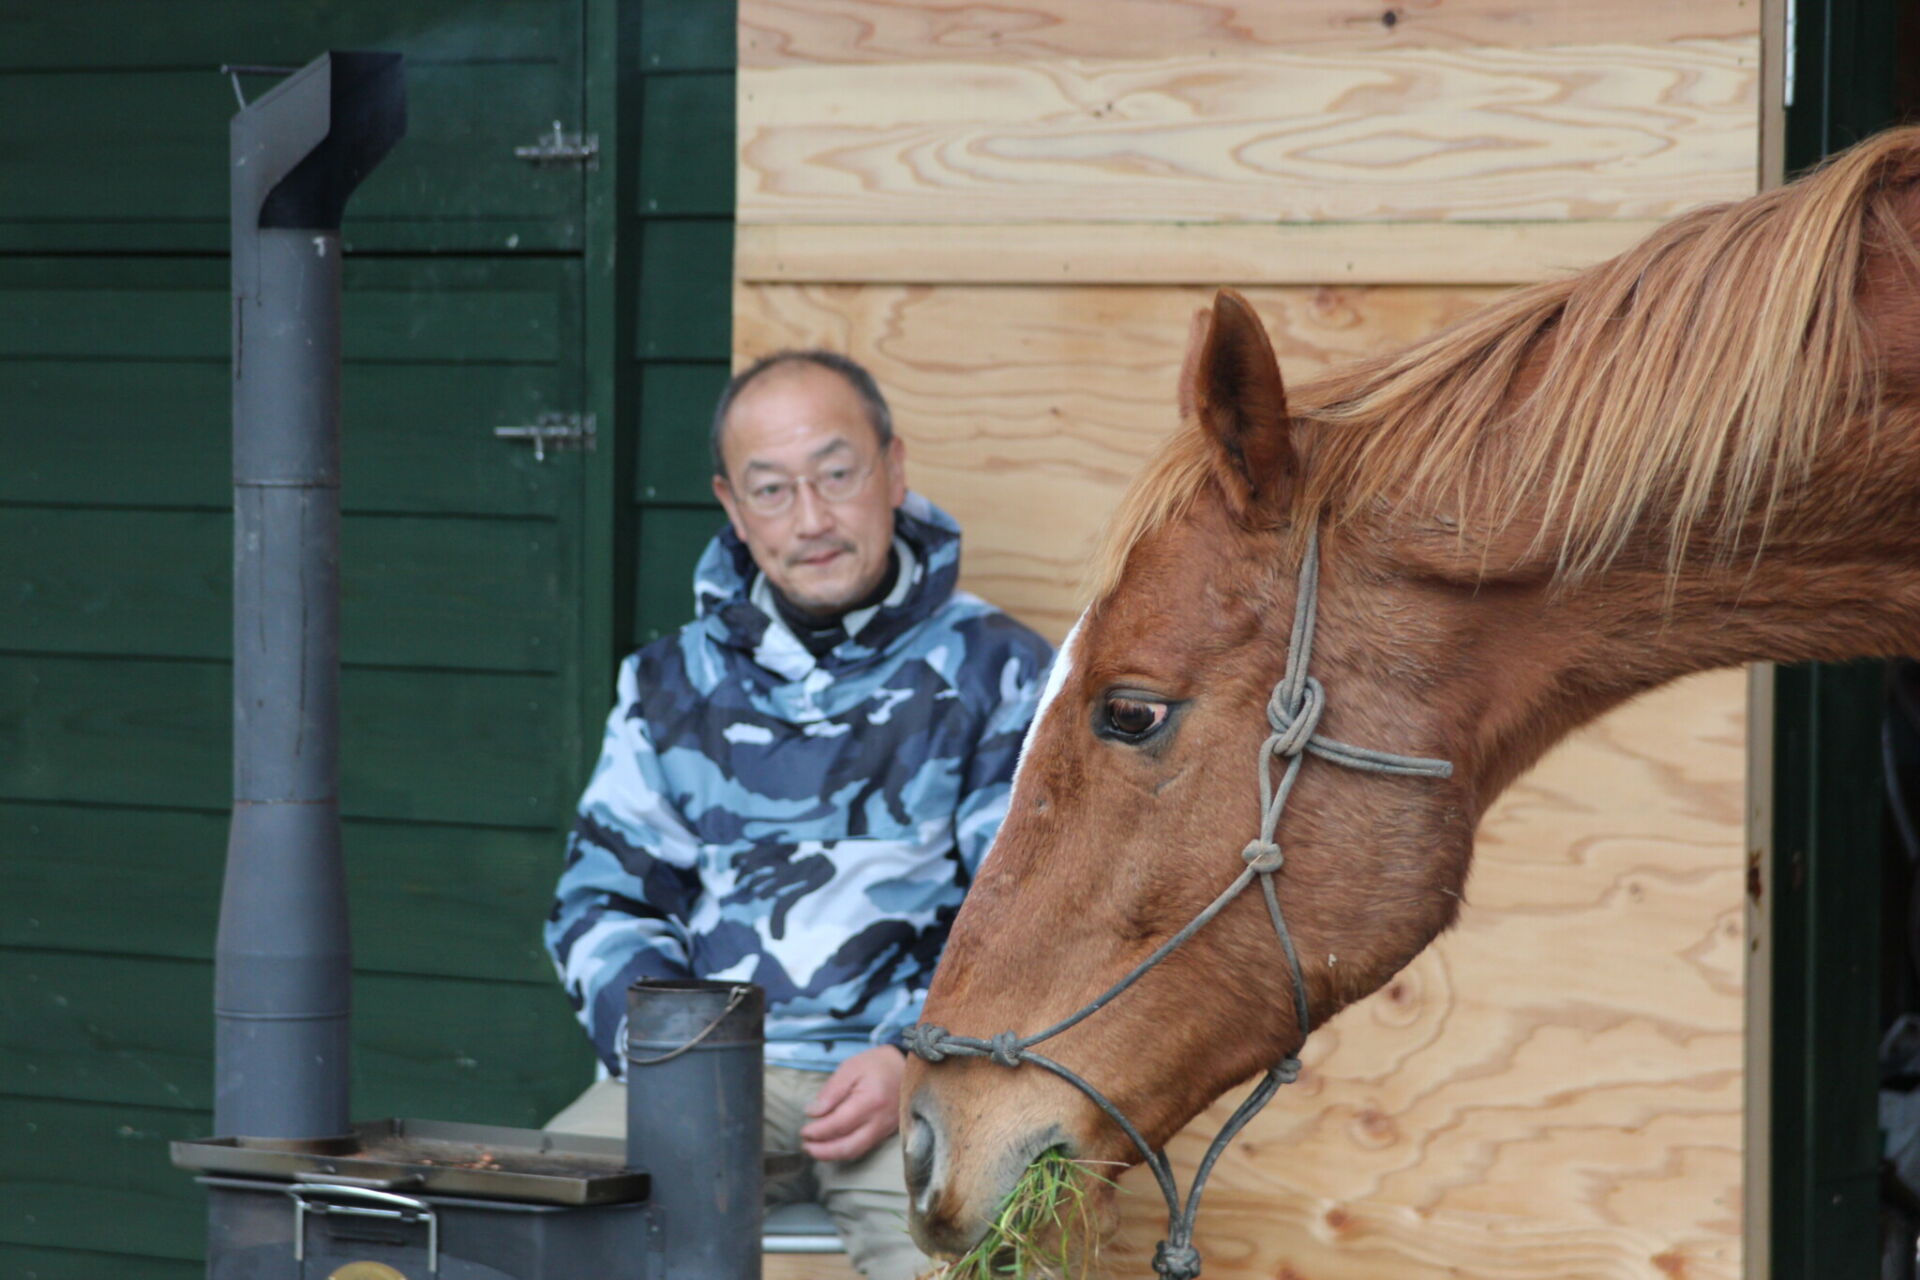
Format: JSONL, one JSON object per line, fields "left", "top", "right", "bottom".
{"left": 546, "top": 1069, "right": 930, "bottom": 1280}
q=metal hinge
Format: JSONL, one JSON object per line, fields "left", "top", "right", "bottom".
{"left": 493, "top": 412, "right": 596, "bottom": 462}
{"left": 514, "top": 120, "right": 599, "bottom": 169}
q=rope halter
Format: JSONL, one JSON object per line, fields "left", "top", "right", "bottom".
{"left": 903, "top": 526, "right": 1455, "bottom": 1278}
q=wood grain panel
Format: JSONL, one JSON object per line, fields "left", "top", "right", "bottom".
{"left": 1094, "top": 670, "right": 1748, "bottom": 1279}
{"left": 742, "top": 0, "right": 1760, "bottom": 66}
{"left": 738, "top": 283, "right": 1745, "bottom": 1277}
{"left": 739, "top": 40, "right": 1760, "bottom": 226}
{"left": 737, "top": 219, "right": 1665, "bottom": 285}
{"left": 736, "top": 282, "right": 1502, "bottom": 640}
{"left": 737, "top": 10, "right": 1755, "bottom": 1276}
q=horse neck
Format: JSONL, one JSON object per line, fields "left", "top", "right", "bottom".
{"left": 1422, "top": 404, "right": 1920, "bottom": 804}
{"left": 1560, "top": 169, "right": 1920, "bottom": 680}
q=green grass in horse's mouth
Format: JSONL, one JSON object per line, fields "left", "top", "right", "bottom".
{"left": 931, "top": 1147, "right": 1113, "bottom": 1279}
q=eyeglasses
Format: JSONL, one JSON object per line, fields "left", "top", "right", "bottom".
{"left": 731, "top": 453, "right": 879, "bottom": 517}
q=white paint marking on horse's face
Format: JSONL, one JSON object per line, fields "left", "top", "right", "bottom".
{"left": 975, "top": 614, "right": 1082, "bottom": 873}
{"left": 1011, "top": 609, "right": 1084, "bottom": 783}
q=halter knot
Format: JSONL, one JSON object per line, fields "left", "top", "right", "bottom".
{"left": 1266, "top": 675, "right": 1325, "bottom": 757}
{"left": 1153, "top": 1239, "right": 1204, "bottom": 1280}
{"left": 987, "top": 1030, "right": 1023, "bottom": 1068}
{"left": 1273, "top": 1055, "right": 1303, "bottom": 1085}
{"left": 902, "top": 1023, "right": 950, "bottom": 1063}
{"left": 1240, "top": 840, "right": 1284, "bottom": 873}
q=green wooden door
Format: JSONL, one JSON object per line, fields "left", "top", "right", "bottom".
{"left": 0, "top": 4, "right": 611, "bottom": 1274}
{"left": 0, "top": 1, "right": 591, "bottom": 254}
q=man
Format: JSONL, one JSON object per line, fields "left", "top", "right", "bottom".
{"left": 544, "top": 350, "right": 1052, "bottom": 1280}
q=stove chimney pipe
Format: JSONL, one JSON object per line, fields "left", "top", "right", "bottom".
{"left": 216, "top": 51, "right": 404, "bottom": 1140}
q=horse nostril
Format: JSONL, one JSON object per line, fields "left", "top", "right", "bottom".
{"left": 905, "top": 1110, "right": 938, "bottom": 1206}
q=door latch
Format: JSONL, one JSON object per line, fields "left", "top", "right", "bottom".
{"left": 514, "top": 121, "right": 599, "bottom": 169}
{"left": 494, "top": 412, "right": 596, "bottom": 462}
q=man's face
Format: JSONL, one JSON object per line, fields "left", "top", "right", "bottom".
{"left": 712, "top": 363, "right": 908, "bottom": 617}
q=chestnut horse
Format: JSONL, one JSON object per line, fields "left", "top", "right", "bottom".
{"left": 904, "top": 125, "right": 1920, "bottom": 1262}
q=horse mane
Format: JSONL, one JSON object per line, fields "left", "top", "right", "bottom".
{"left": 1089, "top": 125, "right": 1920, "bottom": 600}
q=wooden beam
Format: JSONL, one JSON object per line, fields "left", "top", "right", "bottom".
{"left": 737, "top": 219, "right": 1666, "bottom": 285}
{"left": 742, "top": 0, "right": 1760, "bottom": 66}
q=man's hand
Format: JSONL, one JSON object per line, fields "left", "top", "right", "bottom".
{"left": 799, "top": 1045, "right": 906, "bottom": 1162}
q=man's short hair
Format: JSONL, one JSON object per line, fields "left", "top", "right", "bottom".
{"left": 709, "top": 349, "right": 895, "bottom": 477}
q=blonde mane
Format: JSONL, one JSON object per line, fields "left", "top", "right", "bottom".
{"left": 1089, "top": 126, "right": 1920, "bottom": 600}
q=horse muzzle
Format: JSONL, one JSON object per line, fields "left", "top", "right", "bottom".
{"left": 902, "top": 1073, "right": 1077, "bottom": 1257}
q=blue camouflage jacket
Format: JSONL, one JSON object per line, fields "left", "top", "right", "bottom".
{"left": 546, "top": 495, "right": 1053, "bottom": 1074}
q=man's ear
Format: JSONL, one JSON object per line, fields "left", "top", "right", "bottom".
{"left": 712, "top": 472, "right": 749, "bottom": 541}
{"left": 881, "top": 433, "right": 908, "bottom": 510}
{"left": 1181, "top": 288, "right": 1294, "bottom": 519}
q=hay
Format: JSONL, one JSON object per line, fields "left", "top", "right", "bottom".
{"left": 929, "top": 1148, "right": 1113, "bottom": 1280}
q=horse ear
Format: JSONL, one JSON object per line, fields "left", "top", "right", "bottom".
{"left": 1183, "top": 288, "right": 1293, "bottom": 517}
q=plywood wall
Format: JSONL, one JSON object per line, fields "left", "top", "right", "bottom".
{"left": 738, "top": 3, "right": 1759, "bottom": 1276}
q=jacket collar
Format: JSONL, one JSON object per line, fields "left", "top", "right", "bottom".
{"left": 692, "top": 492, "right": 963, "bottom": 678}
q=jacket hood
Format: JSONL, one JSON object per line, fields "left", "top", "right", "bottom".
{"left": 691, "top": 491, "right": 963, "bottom": 680}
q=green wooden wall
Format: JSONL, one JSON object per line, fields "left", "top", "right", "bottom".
{"left": 0, "top": 2, "right": 736, "bottom": 1275}
{"left": 627, "top": 0, "right": 736, "bottom": 646}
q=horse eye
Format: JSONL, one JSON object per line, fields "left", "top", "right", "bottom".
{"left": 1104, "top": 696, "right": 1168, "bottom": 740}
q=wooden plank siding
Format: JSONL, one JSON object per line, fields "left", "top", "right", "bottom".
{"left": 5, "top": 953, "right": 582, "bottom": 1123}
{"left": 736, "top": 2, "right": 1759, "bottom": 1277}
{"left": 1, "top": 803, "right": 556, "bottom": 982}
{"left": 2, "top": 659, "right": 570, "bottom": 826}
{"left": 736, "top": 219, "right": 1670, "bottom": 286}
{"left": 627, "top": 13, "right": 739, "bottom": 649}
{"left": 0, "top": 1096, "right": 214, "bottom": 1263}
{"left": 0, "top": 0, "right": 590, "bottom": 254}
{"left": 0, "top": 3, "right": 760, "bottom": 1256}
{"left": 5, "top": 361, "right": 568, "bottom": 516}
{"left": 0, "top": 508, "right": 566, "bottom": 670}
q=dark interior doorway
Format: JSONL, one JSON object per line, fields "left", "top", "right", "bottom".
{"left": 1767, "top": 2, "right": 1920, "bottom": 1276}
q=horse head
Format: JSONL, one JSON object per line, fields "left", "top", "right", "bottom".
{"left": 904, "top": 289, "right": 1488, "bottom": 1254}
